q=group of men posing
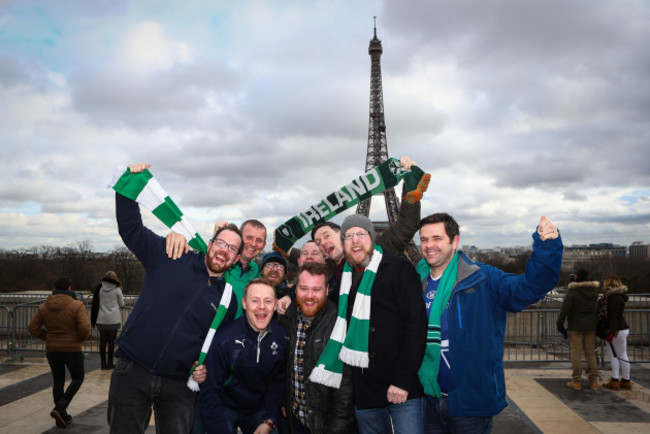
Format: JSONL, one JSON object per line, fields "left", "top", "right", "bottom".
{"left": 107, "top": 161, "right": 563, "bottom": 434}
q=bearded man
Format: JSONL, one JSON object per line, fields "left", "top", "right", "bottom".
{"left": 310, "top": 214, "right": 427, "bottom": 434}
{"left": 107, "top": 163, "right": 241, "bottom": 434}
{"left": 277, "top": 262, "right": 355, "bottom": 434}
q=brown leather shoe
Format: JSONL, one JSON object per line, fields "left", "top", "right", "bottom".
{"left": 590, "top": 382, "right": 599, "bottom": 391}
{"left": 50, "top": 408, "right": 67, "bottom": 428}
{"left": 620, "top": 379, "right": 632, "bottom": 390}
{"left": 566, "top": 380, "right": 581, "bottom": 390}
{"left": 603, "top": 378, "right": 620, "bottom": 390}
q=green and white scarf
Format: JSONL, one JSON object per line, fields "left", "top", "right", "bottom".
{"left": 108, "top": 166, "right": 232, "bottom": 391}
{"left": 273, "top": 158, "right": 428, "bottom": 256}
{"left": 309, "top": 245, "right": 383, "bottom": 388}
{"left": 417, "top": 252, "right": 459, "bottom": 397}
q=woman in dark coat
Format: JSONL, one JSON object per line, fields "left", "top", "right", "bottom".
{"left": 600, "top": 274, "right": 632, "bottom": 390}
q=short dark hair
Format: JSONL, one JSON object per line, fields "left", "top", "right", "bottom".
{"left": 240, "top": 219, "right": 266, "bottom": 235}
{"left": 420, "top": 213, "right": 460, "bottom": 240}
{"left": 54, "top": 276, "right": 72, "bottom": 291}
{"left": 311, "top": 221, "right": 341, "bottom": 241}
{"left": 212, "top": 223, "right": 244, "bottom": 255}
{"left": 243, "top": 277, "right": 276, "bottom": 299}
{"left": 576, "top": 269, "right": 590, "bottom": 282}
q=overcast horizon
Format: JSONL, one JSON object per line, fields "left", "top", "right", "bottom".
{"left": 1, "top": 0, "right": 649, "bottom": 253}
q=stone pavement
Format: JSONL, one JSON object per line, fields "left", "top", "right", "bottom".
{"left": 1, "top": 352, "right": 649, "bottom": 433}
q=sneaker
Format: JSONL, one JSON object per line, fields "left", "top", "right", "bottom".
{"left": 620, "top": 379, "right": 633, "bottom": 390}
{"left": 590, "top": 382, "right": 599, "bottom": 391}
{"left": 603, "top": 378, "right": 620, "bottom": 390}
{"left": 50, "top": 408, "right": 67, "bottom": 428}
{"left": 566, "top": 380, "right": 581, "bottom": 391}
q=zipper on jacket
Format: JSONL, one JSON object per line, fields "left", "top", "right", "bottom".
{"left": 256, "top": 330, "right": 269, "bottom": 363}
{"left": 457, "top": 295, "right": 462, "bottom": 329}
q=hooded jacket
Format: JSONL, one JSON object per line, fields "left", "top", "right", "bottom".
{"left": 29, "top": 291, "right": 91, "bottom": 352}
{"left": 416, "top": 231, "right": 563, "bottom": 417}
{"left": 604, "top": 285, "right": 629, "bottom": 332}
{"left": 557, "top": 280, "right": 600, "bottom": 332}
{"left": 92, "top": 280, "right": 125, "bottom": 326}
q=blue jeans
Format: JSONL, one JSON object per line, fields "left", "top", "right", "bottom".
{"left": 46, "top": 351, "right": 85, "bottom": 411}
{"left": 355, "top": 397, "right": 424, "bottom": 434}
{"left": 425, "top": 395, "right": 493, "bottom": 434}
{"left": 107, "top": 357, "right": 196, "bottom": 434}
{"left": 222, "top": 406, "right": 278, "bottom": 434}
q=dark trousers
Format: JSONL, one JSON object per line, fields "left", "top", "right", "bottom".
{"left": 107, "top": 357, "right": 196, "bottom": 434}
{"left": 99, "top": 330, "right": 117, "bottom": 362}
{"left": 46, "top": 351, "right": 85, "bottom": 411}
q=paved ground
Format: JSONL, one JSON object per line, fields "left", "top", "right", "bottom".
{"left": 1, "top": 351, "right": 649, "bottom": 433}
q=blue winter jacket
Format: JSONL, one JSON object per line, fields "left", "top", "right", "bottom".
{"left": 199, "top": 316, "right": 286, "bottom": 433}
{"left": 114, "top": 193, "right": 237, "bottom": 378}
{"left": 416, "top": 231, "right": 563, "bottom": 417}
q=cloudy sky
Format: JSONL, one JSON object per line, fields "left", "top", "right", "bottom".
{"left": 1, "top": 0, "right": 648, "bottom": 253}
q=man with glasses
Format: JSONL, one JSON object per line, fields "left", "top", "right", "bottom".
{"left": 107, "top": 163, "right": 242, "bottom": 434}
{"left": 314, "top": 214, "right": 426, "bottom": 434}
{"left": 312, "top": 156, "right": 423, "bottom": 302}
{"left": 260, "top": 251, "right": 291, "bottom": 303}
{"left": 167, "top": 219, "right": 267, "bottom": 319}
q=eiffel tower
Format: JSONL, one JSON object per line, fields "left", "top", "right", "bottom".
{"left": 356, "top": 18, "right": 422, "bottom": 263}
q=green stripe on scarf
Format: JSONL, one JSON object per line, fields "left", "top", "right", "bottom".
{"left": 108, "top": 166, "right": 231, "bottom": 391}
{"left": 109, "top": 167, "right": 208, "bottom": 253}
{"left": 310, "top": 245, "right": 382, "bottom": 388}
{"left": 273, "top": 158, "right": 427, "bottom": 256}
{"left": 186, "top": 282, "right": 233, "bottom": 391}
{"left": 417, "top": 252, "right": 459, "bottom": 397}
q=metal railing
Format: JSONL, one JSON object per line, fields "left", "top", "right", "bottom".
{"left": 2, "top": 294, "right": 649, "bottom": 366}
{"left": 504, "top": 307, "right": 650, "bottom": 365}
{"left": 1, "top": 299, "right": 133, "bottom": 365}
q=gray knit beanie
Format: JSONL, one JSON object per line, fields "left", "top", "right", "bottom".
{"left": 340, "top": 214, "right": 376, "bottom": 244}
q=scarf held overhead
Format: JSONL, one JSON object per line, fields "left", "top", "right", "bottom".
{"left": 108, "top": 166, "right": 231, "bottom": 391}
{"left": 309, "top": 245, "right": 383, "bottom": 389}
{"left": 273, "top": 158, "right": 429, "bottom": 256}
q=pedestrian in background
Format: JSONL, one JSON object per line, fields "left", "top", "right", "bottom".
{"left": 91, "top": 271, "right": 125, "bottom": 370}
{"left": 557, "top": 269, "right": 600, "bottom": 391}
{"left": 29, "top": 276, "right": 91, "bottom": 428}
{"left": 600, "top": 274, "right": 633, "bottom": 390}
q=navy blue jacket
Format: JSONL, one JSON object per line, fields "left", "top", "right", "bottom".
{"left": 416, "top": 231, "right": 563, "bottom": 417}
{"left": 199, "top": 316, "right": 286, "bottom": 432}
{"left": 114, "top": 193, "right": 237, "bottom": 378}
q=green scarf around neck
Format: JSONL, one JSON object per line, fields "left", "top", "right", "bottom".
{"left": 417, "top": 252, "right": 459, "bottom": 397}
{"left": 309, "top": 244, "right": 383, "bottom": 388}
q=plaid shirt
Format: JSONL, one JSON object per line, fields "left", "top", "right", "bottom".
{"left": 291, "top": 312, "right": 312, "bottom": 426}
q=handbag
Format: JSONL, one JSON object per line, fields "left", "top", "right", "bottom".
{"left": 595, "top": 295, "right": 610, "bottom": 339}
{"left": 596, "top": 316, "right": 611, "bottom": 339}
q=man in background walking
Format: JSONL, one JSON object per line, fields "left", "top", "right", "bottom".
{"left": 29, "top": 276, "right": 91, "bottom": 428}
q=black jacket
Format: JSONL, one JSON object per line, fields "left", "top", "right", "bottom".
{"left": 347, "top": 249, "right": 427, "bottom": 409}
{"left": 606, "top": 286, "right": 630, "bottom": 332}
{"left": 277, "top": 301, "right": 355, "bottom": 434}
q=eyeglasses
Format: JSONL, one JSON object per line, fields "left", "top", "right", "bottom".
{"left": 343, "top": 230, "right": 369, "bottom": 241}
{"left": 211, "top": 238, "right": 239, "bottom": 254}
{"left": 264, "top": 262, "right": 285, "bottom": 271}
